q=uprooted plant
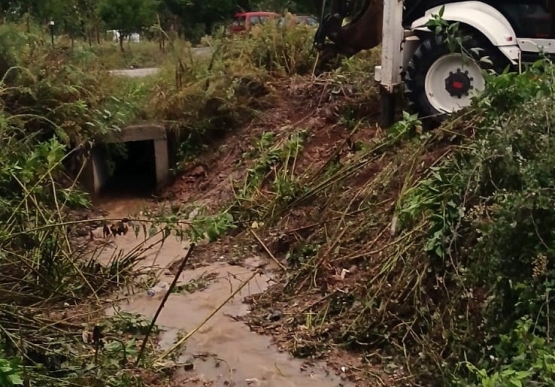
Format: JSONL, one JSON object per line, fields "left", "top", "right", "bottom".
{"left": 229, "top": 50, "right": 555, "bottom": 387}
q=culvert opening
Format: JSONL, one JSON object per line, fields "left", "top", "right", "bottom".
{"left": 101, "top": 140, "right": 157, "bottom": 197}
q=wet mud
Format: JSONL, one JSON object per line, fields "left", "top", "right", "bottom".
{"left": 92, "top": 196, "right": 352, "bottom": 387}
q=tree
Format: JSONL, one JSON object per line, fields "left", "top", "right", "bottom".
{"left": 99, "top": 0, "right": 158, "bottom": 51}
{"left": 157, "top": 0, "right": 190, "bottom": 40}
{"left": 187, "top": 0, "right": 234, "bottom": 35}
{"left": 159, "top": 0, "right": 234, "bottom": 38}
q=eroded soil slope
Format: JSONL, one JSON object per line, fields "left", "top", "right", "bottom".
{"left": 155, "top": 74, "right": 401, "bottom": 384}
{"left": 101, "top": 72, "right": 451, "bottom": 386}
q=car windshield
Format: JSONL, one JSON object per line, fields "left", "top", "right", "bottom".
{"left": 232, "top": 16, "right": 246, "bottom": 26}
{"left": 302, "top": 16, "right": 319, "bottom": 26}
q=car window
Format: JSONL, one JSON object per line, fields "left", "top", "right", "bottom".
{"left": 259, "top": 16, "right": 269, "bottom": 24}
{"left": 249, "top": 15, "right": 261, "bottom": 25}
{"left": 306, "top": 17, "right": 319, "bottom": 26}
{"left": 232, "top": 16, "right": 246, "bottom": 26}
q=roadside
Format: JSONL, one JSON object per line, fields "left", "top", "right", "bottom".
{"left": 108, "top": 46, "right": 214, "bottom": 77}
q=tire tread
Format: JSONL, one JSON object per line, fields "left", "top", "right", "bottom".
{"left": 404, "top": 32, "right": 505, "bottom": 122}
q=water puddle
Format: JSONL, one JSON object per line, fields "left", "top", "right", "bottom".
{"left": 93, "top": 197, "right": 352, "bottom": 387}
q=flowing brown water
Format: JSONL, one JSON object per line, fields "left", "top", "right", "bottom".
{"left": 94, "top": 196, "right": 352, "bottom": 387}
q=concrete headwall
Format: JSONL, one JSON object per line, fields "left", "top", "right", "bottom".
{"left": 81, "top": 124, "right": 169, "bottom": 196}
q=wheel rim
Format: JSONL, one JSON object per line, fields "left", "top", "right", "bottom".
{"left": 424, "top": 53, "right": 485, "bottom": 114}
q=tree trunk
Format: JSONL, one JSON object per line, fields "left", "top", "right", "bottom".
{"left": 204, "top": 21, "right": 213, "bottom": 36}
{"left": 159, "top": 32, "right": 165, "bottom": 51}
{"left": 119, "top": 35, "right": 124, "bottom": 52}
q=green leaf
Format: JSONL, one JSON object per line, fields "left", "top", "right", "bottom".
{"left": 7, "top": 374, "right": 23, "bottom": 386}
{"left": 514, "top": 371, "right": 532, "bottom": 379}
{"left": 509, "top": 379, "right": 522, "bottom": 387}
{"left": 438, "top": 5, "right": 445, "bottom": 17}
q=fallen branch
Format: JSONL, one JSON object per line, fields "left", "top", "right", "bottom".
{"left": 247, "top": 228, "right": 286, "bottom": 271}
{"left": 136, "top": 243, "right": 196, "bottom": 366}
{"left": 155, "top": 269, "right": 260, "bottom": 362}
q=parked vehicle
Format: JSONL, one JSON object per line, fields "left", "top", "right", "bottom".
{"left": 278, "top": 14, "right": 320, "bottom": 27}
{"left": 229, "top": 11, "right": 280, "bottom": 34}
{"left": 314, "top": 0, "right": 555, "bottom": 126}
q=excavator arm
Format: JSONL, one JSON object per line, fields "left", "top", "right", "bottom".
{"left": 313, "top": 0, "right": 383, "bottom": 58}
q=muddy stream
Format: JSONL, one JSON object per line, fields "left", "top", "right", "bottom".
{"left": 92, "top": 197, "right": 352, "bottom": 387}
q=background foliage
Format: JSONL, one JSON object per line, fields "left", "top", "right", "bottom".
{"left": 2, "top": 0, "right": 555, "bottom": 386}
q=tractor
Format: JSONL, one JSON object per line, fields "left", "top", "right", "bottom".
{"left": 314, "top": 0, "right": 555, "bottom": 126}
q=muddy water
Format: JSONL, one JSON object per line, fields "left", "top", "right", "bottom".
{"left": 94, "top": 196, "right": 352, "bottom": 387}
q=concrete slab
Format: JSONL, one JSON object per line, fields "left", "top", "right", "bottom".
{"left": 81, "top": 124, "right": 169, "bottom": 196}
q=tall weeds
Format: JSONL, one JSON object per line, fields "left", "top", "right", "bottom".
{"left": 147, "top": 21, "right": 319, "bottom": 160}
{"left": 238, "top": 55, "right": 555, "bottom": 386}
{"left": 0, "top": 24, "right": 155, "bottom": 386}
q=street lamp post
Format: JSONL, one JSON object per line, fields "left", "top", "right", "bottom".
{"left": 49, "top": 21, "right": 55, "bottom": 47}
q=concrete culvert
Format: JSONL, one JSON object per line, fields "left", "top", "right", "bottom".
{"left": 80, "top": 124, "right": 170, "bottom": 197}
{"left": 102, "top": 140, "right": 158, "bottom": 196}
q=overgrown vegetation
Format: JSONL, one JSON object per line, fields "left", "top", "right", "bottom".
{"left": 4, "top": 1, "right": 555, "bottom": 386}
{"left": 0, "top": 13, "right": 325, "bottom": 386}
{"left": 226, "top": 26, "right": 555, "bottom": 387}
{"left": 147, "top": 20, "right": 319, "bottom": 161}
{"left": 0, "top": 20, "right": 172, "bottom": 386}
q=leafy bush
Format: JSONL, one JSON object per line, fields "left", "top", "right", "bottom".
{"left": 388, "top": 60, "right": 555, "bottom": 383}
{"left": 245, "top": 18, "right": 318, "bottom": 75}
{"left": 147, "top": 22, "right": 318, "bottom": 160}
{"left": 0, "top": 23, "right": 154, "bottom": 386}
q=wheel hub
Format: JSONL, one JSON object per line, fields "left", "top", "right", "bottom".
{"left": 444, "top": 69, "right": 473, "bottom": 98}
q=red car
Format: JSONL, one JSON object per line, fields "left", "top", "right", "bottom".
{"left": 229, "top": 11, "right": 280, "bottom": 34}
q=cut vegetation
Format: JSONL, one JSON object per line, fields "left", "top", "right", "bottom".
{"left": 1, "top": 7, "right": 554, "bottom": 387}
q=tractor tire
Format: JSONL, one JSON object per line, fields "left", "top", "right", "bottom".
{"left": 404, "top": 33, "right": 505, "bottom": 122}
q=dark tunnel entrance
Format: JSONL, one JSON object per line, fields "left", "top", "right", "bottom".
{"left": 101, "top": 140, "right": 157, "bottom": 197}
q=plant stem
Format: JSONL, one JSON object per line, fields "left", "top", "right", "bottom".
{"left": 155, "top": 269, "right": 259, "bottom": 363}
{"left": 248, "top": 228, "right": 286, "bottom": 270}
{"left": 135, "top": 243, "right": 196, "bottom": 366}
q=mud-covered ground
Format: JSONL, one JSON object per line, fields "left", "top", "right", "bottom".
{"left": 80, "top": 75, "right": 385, "bottom": 386}
{"left": 82, "top": 195, "right": 357, "bottom": 386}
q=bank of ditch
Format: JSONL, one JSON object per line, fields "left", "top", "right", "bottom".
{"left": 2, "top": 18, "right": 555, "bottom": 387}
{"left": 0, "top": 20, "right": 368, "bottom": 387}
{"left": 145, "top": 31, "right": 555, "bottom": 387}
{"left": 210, "top": 62, "right": 555, "bottom": 386}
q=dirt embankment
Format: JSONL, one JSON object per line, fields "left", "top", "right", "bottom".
{"left": 89, "top": 69, "right": 452, "bottom": 386}
{"left": 162, "top": 75, "right": 381, "bottom": 206}
{"left": 150, "top": 67, "right": 464, "bottom": 386}
{"left": 149, "top": 74, "right": 397, "bottom": 384}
